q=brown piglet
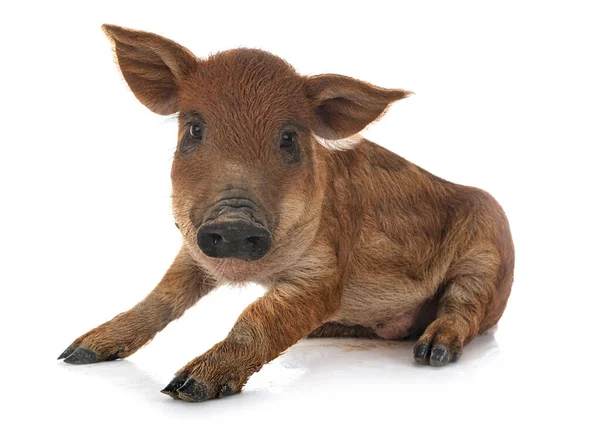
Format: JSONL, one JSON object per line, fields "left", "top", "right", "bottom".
{"left": 59, "top": 25, "right": 514, "bottom": 402}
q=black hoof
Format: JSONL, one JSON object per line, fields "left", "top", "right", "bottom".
{"left": 414, "top": 343, "right": 430, "bottom": 364}
{"left": 219, "top": 384, "right": 235, "bottom": 398}
{"left": 58, "top": 344, "right": 77, "bottom": 360}
{"left": 63, "top": 347, "right": 99, "bottom": 365}
{"left": 161, "top": 375, "right": 187, "bottom": 399}
{"left": 429, "top": 345, "right": 450, "bottom": 367}
{"left": 162, "top": 376, "right": 240, "bottom": 402}
{"left": 175, "top": 378, "right": 208, "bottom": 402}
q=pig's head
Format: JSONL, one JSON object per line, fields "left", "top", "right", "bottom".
{"left": 102, "top": 25, "right": 410, "bottom": 282}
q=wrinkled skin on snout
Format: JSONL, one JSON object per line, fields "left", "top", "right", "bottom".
{"left": 59, "top": 25, "right": 515, "bottom": 403}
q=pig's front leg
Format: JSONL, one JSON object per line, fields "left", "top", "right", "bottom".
{"left": 161, "top": 278, "right": 340, "bottom": 402}
{"left": 59, "top": 248, "right": 216, "bottom": 364}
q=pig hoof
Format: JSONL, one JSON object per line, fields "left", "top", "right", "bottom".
{"left": 219, "top": 384, "right": 236, "bottom": 398}
{"left": 59, "top": 343, "right": 121, "bottom": 364}
{"left": 161, "top": 376, "right": 207, "bottom": 402}
{"left": 58, "top": 344, "right": 78, "bottom": 360}
{"left": 62, "top": 347, "right": 99, "bottom": 365}
{"left": 175, "top": 378, "right": 208, "bottom": 402}
{"left": 429, "top": 345, "right": 450, "bottom": 367}
{"left": 413, "top": 343, "right": 431, "bottom": 364}
{"left": 160, "top": 375, "right": 187, "bottom": 400}
{"left": 162, "top": 375, "right": 241, "bottom": 402}
{"left": 413, "top": 342, "right": 461, "bottom": 366}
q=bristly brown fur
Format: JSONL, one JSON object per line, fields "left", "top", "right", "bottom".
{"left": 60, "top": 24, "right": 514, "bottom": 401}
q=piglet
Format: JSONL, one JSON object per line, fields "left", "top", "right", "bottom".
{"left": 59, "top": 25, "right": 514, "bottom": 402}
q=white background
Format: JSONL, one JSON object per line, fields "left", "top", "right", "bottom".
{"left": 1, "top": 1, "right": 599, "bottom": 432}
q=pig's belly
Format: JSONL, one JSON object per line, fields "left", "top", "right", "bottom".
{"left": 333, "top": 279, "right": 435, "bottom": 339}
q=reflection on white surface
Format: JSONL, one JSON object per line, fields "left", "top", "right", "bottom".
{"left": 27, "top": 286, "right": 590, "bottom": 433}
{"left": 16, "top": 278, "right": 591, "bottom": 434}
{"left": 48, "top": 332, "right": 504, "bottom": 421}
{"left": 40, "top": 324, "right": 592, "bottom": 433}
{"left": 55, "top": 331, "right": 501, "bottom": 400}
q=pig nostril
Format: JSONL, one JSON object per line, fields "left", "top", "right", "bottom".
{"left": 247, "top": 236, "right": 260, "bottom": 246}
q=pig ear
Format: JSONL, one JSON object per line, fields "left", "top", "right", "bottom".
{"left": 101, "top": 24, "right": 197, "bottom": 115}
{"left": 306, "top": 74, "right": 411, "bottom": 148}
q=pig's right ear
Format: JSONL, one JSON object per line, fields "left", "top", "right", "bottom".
{"left": 102, "top": 24, "right": 197, "bottom": 115}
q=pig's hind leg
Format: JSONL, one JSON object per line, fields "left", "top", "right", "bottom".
{"left": 413, "top": 248, "right": 510, "bottom": 367}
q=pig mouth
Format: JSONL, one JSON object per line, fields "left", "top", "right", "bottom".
{"left": 195, "top": 199, "right": 272, "bottom": 262}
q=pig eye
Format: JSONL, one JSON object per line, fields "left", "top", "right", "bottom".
{"left": 189, "top": 124, "right": 203, "bottom": 139}
{"left": 280, "top": 131, "right": 297, "bottom": 149}
{"left": 179, "top": 123, "right": 203, "bottom": 156}
{"left": 280, "top": 130, "right": 300, "bottom": 163}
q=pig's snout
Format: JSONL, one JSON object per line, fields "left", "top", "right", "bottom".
{"left": 196, "top": 207, "right": 271, "bottom": 261}
{"left": 197, "top": 221, "right": 271, "bottom": 261}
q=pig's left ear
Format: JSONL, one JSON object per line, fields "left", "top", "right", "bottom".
{"left": 102, "top": 24, "right": 197, "bottom": 115}
{"left": 305, "top": 74, "right": 411, "bottom": 146}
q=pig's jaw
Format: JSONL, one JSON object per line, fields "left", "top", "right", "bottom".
{"left": 193, "top": 253, "right": 272, "bottom": 285}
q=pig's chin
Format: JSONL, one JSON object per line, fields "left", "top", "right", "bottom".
{"left": 201, "top": 256, "right": 268, "bottom": 284}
